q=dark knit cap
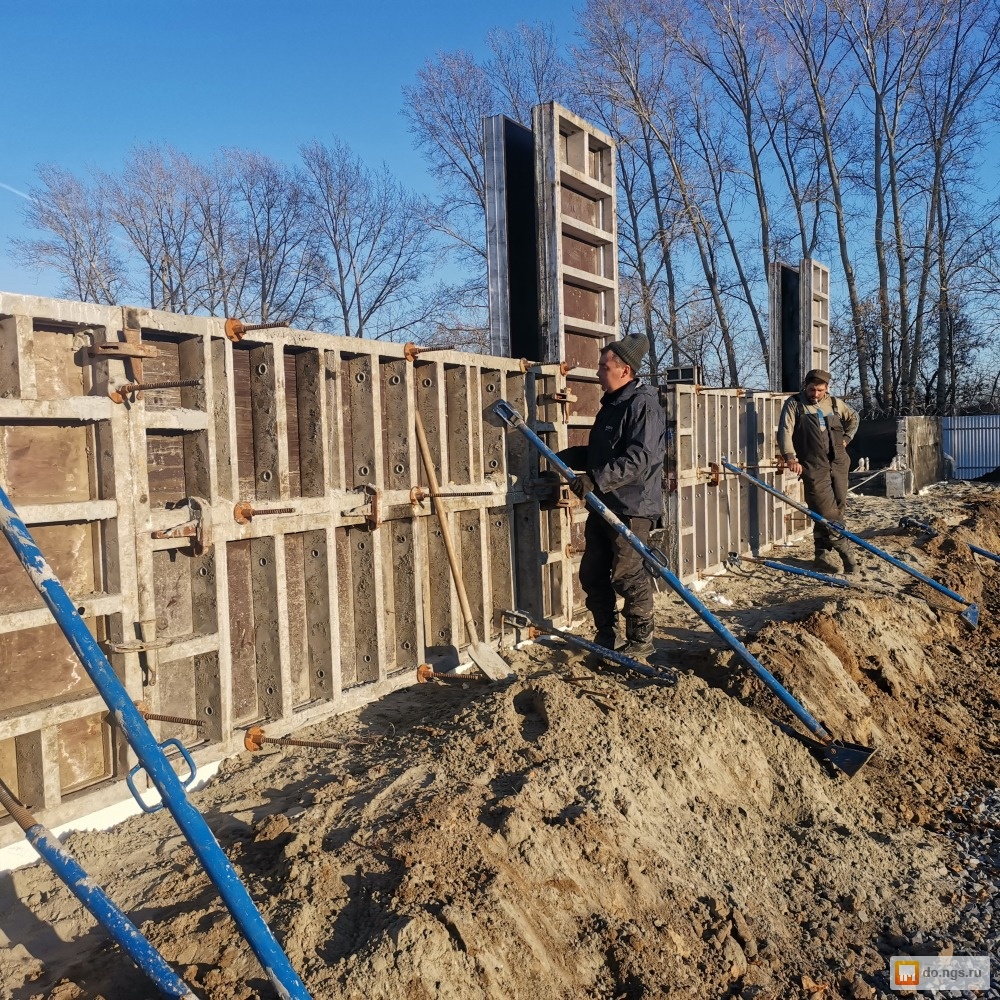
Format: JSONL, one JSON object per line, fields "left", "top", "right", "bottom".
{"left": 804, "top": 368, "right": 832, "bottom": 385}
{"left": 606, "top": 333, "right": 649, "bottom": 373}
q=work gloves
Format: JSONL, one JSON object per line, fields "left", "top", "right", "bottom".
{"left": 570, "top": 473, "right": 595, "bottom": 498}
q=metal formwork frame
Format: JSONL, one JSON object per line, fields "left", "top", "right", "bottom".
{"left": 0, "top": 292, "right": 550, "bottom": 846}
{"left": 664, "top": 384, "right": 807, "bottom": 581}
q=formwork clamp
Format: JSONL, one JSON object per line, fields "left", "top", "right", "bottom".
{"left": 343, "top": 484, "right": 382, "bottom": 528}
{"left": 126, "top": 738, "right": 198, "bottom": 814}
{"left": 151, "top": 496, "right": 211, "bottom": 554}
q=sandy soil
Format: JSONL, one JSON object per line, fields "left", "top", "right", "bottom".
{"left": 2, "top": 482, "right": 999, "bottom": 1000}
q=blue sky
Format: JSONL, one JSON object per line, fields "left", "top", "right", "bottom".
{"left": 0, "top": 1, "right": 580, "bottom": 296}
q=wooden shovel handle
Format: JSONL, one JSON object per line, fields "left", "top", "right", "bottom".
{"left": 413, "top": 410, "right": 480, "bottom": 645}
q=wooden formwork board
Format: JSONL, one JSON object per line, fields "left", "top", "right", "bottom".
{"left": 0, "top": 291, "right": 559, "bottom": 846}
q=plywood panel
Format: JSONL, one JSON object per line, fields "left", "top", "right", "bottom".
{"left": 227, "top": 539, "right": 257, "bottom": 723}
{"left": 284, "top": 531, "right": 309, "bottom": 705}
{"left": 0, "top": 522, "right": 97, "bottom": 614}
{"left": 146, "top": 432, "right": 186, "bottom": 505}
{"left": 33, "top": 330, "right": 84, "bottom": 400}
{"left": 564, "top": 284, "right": 601, "bottom": 324}
{"left": 152, "top": 548, "right": 193, "bottom": 639}
{"left": 284, "top": 351, "right": 302, "bottom": 497}
{"left": 139, "top": 336, "right": 183, "bottom": 409}
{"left": 233, "top": 346, "right": 256, "bottom": 500}
{"left": 2, "top": 620, "right": 98, "bottom": 711}
{"left": 561, "top": 188, "right": 598, "bottom": 227}
{"left": 4, "top": 424, "right": 92, "bottom": 502}
{"left": 58, "top": 713, "right": 109, "bottom": 793}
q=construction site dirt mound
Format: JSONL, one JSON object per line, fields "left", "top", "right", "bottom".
{"left": 2, "top": 484, "right": 999, "bottom": 999}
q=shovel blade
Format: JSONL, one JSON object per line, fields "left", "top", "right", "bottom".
{"left": 470, "top": 642, "right": 516, "bottom": 681}
{"left": 961, "top": 603, "right": 980, "bottom": 629}
{"left": 818, "top": 739, "right": 878, "bottom": 778}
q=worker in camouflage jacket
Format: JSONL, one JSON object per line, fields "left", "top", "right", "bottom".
{"left": 557, "top": 334, "right": 666, "bottom": 657}
{"left": 778, "top": 368, "right": 860, "bottom": 574}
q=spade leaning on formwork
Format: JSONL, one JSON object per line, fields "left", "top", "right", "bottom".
{"left": 778, "top": 368, "right": 860, "bottom": 574}
{"left": 556, "top": 333, "right": 666, "bottom": 657}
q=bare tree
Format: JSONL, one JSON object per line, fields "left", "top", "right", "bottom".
{"left": 300, "top": 139, "right": 438, "bottom": 339}
{"left": 13, "top": 165, "right": 125, "bottom": 304}
{"left": 105, "top": 145, "right": 206, "bottom": 313}
{"left": 231, "top": 151, "right": 323, "bottom": 326}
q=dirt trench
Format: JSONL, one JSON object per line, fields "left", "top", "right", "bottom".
{"left": 3, "top": 487, "right": 1000, "bottom": 1000}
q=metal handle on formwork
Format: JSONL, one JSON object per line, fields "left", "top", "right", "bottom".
{"left": 0, "top": 778, "right": 197, "bottom": 999}
{"left": 490, "top": 399, "right": 836, "bottom": 745}
{"left": 721, "top": 462, "right": 979, "bottom": 629}
{"left": 0, "top": 487, "right": 312, "bottom": 1000}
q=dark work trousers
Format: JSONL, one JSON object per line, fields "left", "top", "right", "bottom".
{"left": 579, "top": 512, "right": 654, "bottom": 628}
{"left": 802, "top": 450, "right": 851, "bottom": 552}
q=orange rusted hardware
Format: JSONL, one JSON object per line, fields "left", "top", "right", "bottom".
{"left": 234, "top": 501, "right": 296, "bottom": 525}
{"left": 134, "top": 701, "right": 205, "bottom": 728}
{"left": 348, "top": 483, "right": 381, "bottom": 528}
{"left": 403, "top": 342, "right": 458, "bottom": 362}
{"left": 224, "top": 318, "right": 289, "bottom": 343}
{"left": 416, "top": 663, "right": 485, "bottom": 684}
{"left": 708, "top": 463, "right": 721, "bottom": 487}
{"left": 538, "top": 390, "right": 578, "bottom": 406}
{"left": 110, "top": 377, "right": 202, "bottom": 404}
{"left": 151, "top": 496, "right": 210, "bottom": 554}
{"left": 409, "top": 486, "right": 494, "bottom": 506}
{"left": 243, "top": 725, "right": 369, "bottom": 752}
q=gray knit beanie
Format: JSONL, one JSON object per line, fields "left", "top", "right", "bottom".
{"left": 606, "top": 333, "right": 649, "bottom": 373}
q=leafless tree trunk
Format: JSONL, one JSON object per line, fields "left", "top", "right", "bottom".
{"left": 300, "top": 139, "right": 438, "bottom": 339}
{"left": 13, "top": 165, "right": 125, "bottom": 304}
{"left": 765, "top": 0, "right": 875, "bottom": 410}
{"left": 231, "top": 151, "right": 323, "bottom": 326}
{"left": 105, "top": 146, "right": 206, "bottom": 313}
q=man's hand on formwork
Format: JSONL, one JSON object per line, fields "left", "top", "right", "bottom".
{"left": 570, "top": 473, "right": 595, "bottom": 498}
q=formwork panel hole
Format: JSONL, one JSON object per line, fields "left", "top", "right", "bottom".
{"left": 422, "top": 378, "right": 433, "bottom": 388}
{"left": 355, "top": 372, "right": 367, "bottom": 383}
{"left": 401, "top": 641, "right": 411, "bottom": 650}
{"left": 357, "top": 541, "right": 366, "bottom": 551}
{"left": 265, "top": 685, "right": 275, "bottom": 695}
{"left": 316, "top": 669, "right": 325, "bottom": 679}
{"left": 256, "top": 363, "right": 268, "bottom": 376}
{"left": 388, "top": 374, "right": 401, "bottom": 386}
{"left": 198, "top": 567, "right": 208, "bottom": 577}
{"left": 204, "top": 706, "right": 214, "bottom": 716}
{"left": 260, "top": 470, "right": 273, "bottom": 482}
{"left": 394, "top": 463, "right": 405, "bottom": 474}
{"left": 310, "top": 548, "right": 320, "bottom": 558}
{"left": 76, "top": 606, "right": 85, "bottom": 615}
{"left": 258, "top": 558, "right": 268, "bottom": 567}
{"left": 363, "top": 655, "right": 371, "bottom": 663}
{"left": 489, "top": 460, "right": 500, "bottom": 469}
{"left": 486, "top": 383, "right": 496, "bottom": 393}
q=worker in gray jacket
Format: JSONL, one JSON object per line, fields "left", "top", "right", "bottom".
{"left": 778, "top": 368, "right": 860, "bottom": 573}
{"left": 558, "top": 333, "right": 666, "bottom": 656}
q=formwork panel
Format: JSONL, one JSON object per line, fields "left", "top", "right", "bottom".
{"left": 2, "top": 621, "right": 99, "bottom": 712}
{"left": 380, "top": 358, "right": 412, "bottom": 491}
{"left": 488, "top": 507, "right": 514, "bottom": 636}
{"left": 389, "top": 519, "right": 418, "bottom": 671}
{"left": 0, "top": 522, "right": 97, "bottom": 613}
{"left": 227, "top": 539, "right": 258, "bottom": 723}
{"left": 3, "top": 423, "right": 93, "bottom": 502}
{"left": 347, "top": 528, "right": 379, "bottom": 686}
{"left": 0, "top": 290, "right": 544, "bottom": 843}
{"left": 58, "top": 713, "right": 110, "bottom": 794}
{"left": 32, "top": 329, "right": 85, "bottom": 400}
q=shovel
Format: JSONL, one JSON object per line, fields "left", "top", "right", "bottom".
{"left": 413, "top": 410, "right": 514, "bottom": 681}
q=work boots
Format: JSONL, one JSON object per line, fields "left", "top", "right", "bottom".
{"left": 592, "top": 614, "right": 620, "bottom": 653}
{"left": 813, "top": 549, "right": 841, "bottom": 574}
{"left": 620, "top": 618, "right": 655, "bottom": 658}
{"left": 832, "top": 539, "right": 858, "bottom": 574}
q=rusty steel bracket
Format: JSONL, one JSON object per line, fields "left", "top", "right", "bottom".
{"left": 151, "top": 496, "right": 211, "bottom": 553}
{"left": 708, "top": 462, "right": 721, "bottom": 487}
{"left": 537, "top": 390, "right": 578, "bottom": 406}
{"left": 88, "top": 307, "right": 156, "bottom": 384}
{"left": 224, "top": 317, "right": 289, "bottom": 343}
